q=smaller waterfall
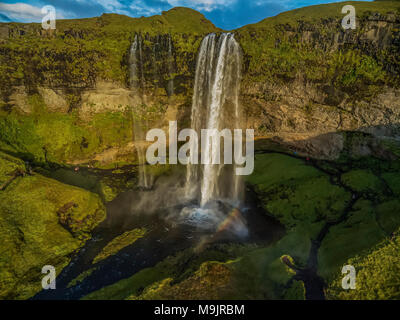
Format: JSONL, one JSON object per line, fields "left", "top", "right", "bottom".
{"left": 129, "top": 35, "right": 139, "bottom": 90}
{"left": 167, "top": 34, "right": 174, "bottom": 96}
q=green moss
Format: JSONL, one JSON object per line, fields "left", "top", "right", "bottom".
{"left": 382, "top": 172, "right": 400, "bottom": 196}
{"left": 283, "top": 280, "right": 306, "bottom": 300}
{"left": 130, "top": 261, "right": 234, "bottom": 300}
{"left": 318, "top": 199, "right": 386, "bottom": 281}
{"left": 376, "top": 200, "right": 400, "bottom": 235}
{"left": 83, "top": 244, "right": 256, "bottom": 300}
{"left": 0, "top": 108, "right": 133, "bottom": 165}
{"left": 237, "top": 1, "right": 399, "bottom": 95}
{"left": 326, "top": 229, "right": 400, "bottom": 300}
{"left": 225, "top": 220, "right": 325, "bottom": 300}
{"left": 248, "top": 154, "right": 350, "bottom": 228}
{"left": 125, "top": 248, "right": 305, "bottom": 300}
{"left": 381, "top": 138, "right": 400, "bottom": 158}
{"left": 87, "top": 241, "right": 301, "bottom": 300}
{"left": 99, "top": 180, "right": 119, "bottom": 202}
{"left": 82, "top": 262, "right": 170, "bottom": 300}
{"left": 0, "top": 8, "right": 218, "bottom": 89}
{"left": 0, "top": 152, "right": 105, "bottom": 299}
{"left": 67, "top": 267, "right": 96, "bottom": 288}
{"left": 92, "top": 228, "right": 147, "bottom": 265}
{"left": 341, "top": 169, "right": 385, "bottom": 196}
{"left": 0, "top": 152, "right": 25, "bottom": 186}
{"left": 246, "top": 153, "right": 321, "bottom": 190}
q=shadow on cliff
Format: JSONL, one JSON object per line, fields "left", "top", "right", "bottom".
{"left": 253, "top": 123, "right": 400, "bottom": 162}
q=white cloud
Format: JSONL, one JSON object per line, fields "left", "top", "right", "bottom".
{"left": 0, "top": 3, "right": 44, "bottom": 22}
{"left": 96, "top": 0, "right": 127, "bottom": 13}
{"left": 129, "top": 0, "right": 163, "bottom": 16}
{"left": 128, "top": 0, "right": 237, "bottom": 17}
{"left": 0, "top": 2, "right": 69, "bottom": 22}
{"left": 73, "top": 0, "right": 130, "bottom": 15}
{"left": 166, "top": 0, "right": 237, "bottom": 12}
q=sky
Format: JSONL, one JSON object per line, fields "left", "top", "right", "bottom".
{"left": 0, "top": 0, "right": 373, "bottom": 29}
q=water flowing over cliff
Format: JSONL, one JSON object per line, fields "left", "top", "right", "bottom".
{"left": 129, "top": 35, "right": 152, "bottom": 189}
{"left": 186, "top": 33, "right": 243, "bottom": 207}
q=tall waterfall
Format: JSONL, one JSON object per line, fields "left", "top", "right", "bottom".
{"left": 129, "top": 35, "right": 151, "bottom": 189}
{"left": 186, "top": 33, "right": 243, "bottom": 207}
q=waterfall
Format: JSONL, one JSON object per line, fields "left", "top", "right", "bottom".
{"left": 167, "top": 34, "right": 174, "bottom": 96}
{"left": 186, "top": 33, "right": 242, "bottom": 207}
{"left": 129, "top": 35, "right": 152, "bottom": 189}
{"left": 129, "top": 35, "right": 139, "bottom": 90}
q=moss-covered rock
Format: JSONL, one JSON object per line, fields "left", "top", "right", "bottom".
{"left": 92, "top": 228, "right": 146, "bottom": 264}
{"left": 341, "top": 169, "right": 385, "bottom": 196}
{"left": 0, "top": 151, "right": 26, "bottom": 187}
{"left": 82, "top": 243, "right": 298, "bottom": 300}
{"left": 283, "top": 280, "right": 306, "bottom": 300}
{"left": 0, "top": 106, "right": 134, "bottom": 166}
{"left": 326, "top": 229, "right": 400, "bottom": 300}
{"left": 382, "top": 172, "right": 400, "bottom": 196}
{"left": 0, "top": 151, "right": 106, "bottom": 299}
{"left": 237, "top": 1, "right": 400, "bottom": 89}
{"left": 0, "top": 7, "right": 218, "bottom": 94}
{"left": 247, "top": 153, "right": 350, "bottom": 228}
{"left": 318, "top": 199, "right": 387, "bottom": 282}
{"left": 130, "top": 261, "right": 234, "bottom": 300}
{"left": 67, "top": 267, "right": 97, "bottom": 288}
{"left": 375, "top": 199, "right": 400, "bottom": 235}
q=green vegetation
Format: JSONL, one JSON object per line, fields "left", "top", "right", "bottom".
{"left": 68, "top": 267, "right": 96, "bottom": 288}
{"left": 83, "top": 244, "right": 252, "bottom": 300}
{"left": 1, "top": 1, "right": 400, "bottom": 301}
{"left": 247, "top": 153, "right": 350, "bottom": 228}
{"left": 376, "top": 200, "right": 400, "bottom": 235}
{"left": 249, "top": 152, "right": 400, "bottom": 299}
{"left": 0, "top": 151, "right": 105, "bottom": 299}
{"left": 0, "top": 7, "right": 218, "bottom": 94}
{"left": 92, "top": 228, "right": 147, "bottom": 264}
{"left": 0, "top": 102, "right": 133, "bottom": 165}
{"left": 83, "top": 243, "right": 304, "bottom": 300}
{"left": 237, "top": 1, "right": 400, "bottom": 98}
{"left": 326, "top": 229, "right": 400, "bottom": 300}
{"left": 318, "top": 199, "right": 387, "bottom": 281}
{"left": 129, "top": 261, "right": 234, "bottom": 300}
{"left": 341, "top": 169, "right": 385, "bottom": 196}
{"left": 0, "top": 151, "right": 25, "bottom": 186}
{"left": 284, "top": 280, "right": 306, "bottom": 300}
{"left": 382, "top": 172, "right": 400, "bottom": 196}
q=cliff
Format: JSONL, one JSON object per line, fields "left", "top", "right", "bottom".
{"left": 1, "top": 1, "right": 400, "bottom": 301}
{"left": 237, "top": 1, "right": 400, "bottom": 160}
{"left": 0, "top": 2, "right": 399, "bottom": 165}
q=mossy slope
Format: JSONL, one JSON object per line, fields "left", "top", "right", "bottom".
{"left": 326, "top": 229, "right": 400, "bottom": 300}
{"left": 0, "top": 151, "right": 106, "bottom": 299}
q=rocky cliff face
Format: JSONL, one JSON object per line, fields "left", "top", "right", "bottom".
{"left": 0, "top": 3, "right": 399, "bottom": 166}
{"left": 0, "top": 8, "right": 216, "bottom": 166}
{"left": 237, "top": 2, "right": 400, "bottom": 159}
{"left": 0, "top": 2, "right": 400, "bottom": 301}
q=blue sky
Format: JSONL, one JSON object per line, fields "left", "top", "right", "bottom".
{"left": 0, "top": 0, "right": 373, "bottom": 29}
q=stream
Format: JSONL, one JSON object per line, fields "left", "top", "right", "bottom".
{"left": 32, "top": 168, "right": 284, "bottom": 300}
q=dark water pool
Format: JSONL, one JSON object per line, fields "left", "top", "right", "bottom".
{"left": 32, "top": 173, "right": 284, "bottom": 300}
